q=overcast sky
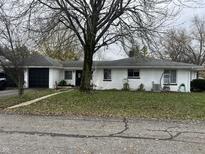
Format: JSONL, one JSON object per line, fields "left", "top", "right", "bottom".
{"left": 94, "top": 2, "right": 205, "bottom": 60}
{"left": 177, "top": 5, "right": 205, "bottom": 28}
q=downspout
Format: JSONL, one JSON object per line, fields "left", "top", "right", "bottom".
{"left": 160, "top": 71, "right": 164, "bottom": 90}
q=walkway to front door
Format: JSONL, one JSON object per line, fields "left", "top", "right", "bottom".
{"left": 7, "top": 90, "right": 73, "bottom": 109}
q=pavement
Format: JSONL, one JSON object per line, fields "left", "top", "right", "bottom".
{"left": 0, "top": 114, "right": 205, "bottom": 154}
{"left": 0, "top": 89, "right": 19, "bottom": 97}
{"left": 7, "top": 90, "right": 72, "bottom": 109}
{"left": 0, "top": 89, "right": 35, "bottom": 98}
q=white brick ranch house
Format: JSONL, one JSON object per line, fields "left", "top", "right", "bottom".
{"left": 20, "top": 55, "right": 203, "bottom": 92}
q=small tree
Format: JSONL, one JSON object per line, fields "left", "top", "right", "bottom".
{"left": 0, "top": 46, "right": 30, "bottom": 96}
{"left": 0, "top": 1, "right": 30, "bottom": 96}
{"left": 128, "top": 45, "right": 149, "bottom": 58}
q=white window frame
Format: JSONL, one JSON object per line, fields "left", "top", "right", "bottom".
{"left": 164, "top": 70, "right": 177, "bottom": 85}
{"left": 128, "top": 69, "right": 140, "bottom": 79}
{"left": 64, "top": 71, "right": 72, "bottom": 80}
{"left": 103, "top": 69, "right": 112, "bottom": 81}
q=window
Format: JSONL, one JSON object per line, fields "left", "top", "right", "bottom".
{"left": 65, "top": 71, "right": 72, "bottom": 80}
{"left": 104, "top": 69, "right": 111, "bottom": 81}
{"left": 164, "top": 70, "right": 177, "bottom": 84}
{"left": 128, "top": 69, "right": 140, "bottom": 79}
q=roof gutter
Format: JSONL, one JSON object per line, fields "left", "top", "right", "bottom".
{"left": 12, "top": 65, "right": 205, "bottom": 71}
{"left": 93, "top": 65, "right": 204, "bottom": 70}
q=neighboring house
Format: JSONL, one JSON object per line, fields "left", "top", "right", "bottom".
{"left": 20, "top": 55, "right": 203, "bottom": 92}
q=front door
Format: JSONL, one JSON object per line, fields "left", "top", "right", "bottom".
{"left": 75, "top": 70, "right": 82, "bottom": 86}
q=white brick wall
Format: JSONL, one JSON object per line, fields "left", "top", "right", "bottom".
{"left": 92, "top": 68, "right": 194, "bottom": 92}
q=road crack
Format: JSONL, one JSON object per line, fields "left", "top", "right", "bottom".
{"left": 0, "top": 128, "right": 204, "bottom": 144}
{"left": 109, "top": 117, "right": 128, "bottom": 136}
{"left": 0, "top": 120, "right": 204, "bottom": 144}
{"left": 147, "top": 126, "right": 205, "bottom": 141}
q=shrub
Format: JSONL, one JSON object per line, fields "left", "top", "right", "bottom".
{"left": 123, "top": 82, "right": 130, "bottom": 91}
{"left": 58, "top": 80, "right": 67, "bottom": 86}
{"left": 122, "top": 78, "right": 130, "bottom": 91}
{"left": 191, "top": 79, "right": 205, "bottom": 92}
{"left": 137, "top": 83, "right": 145, "bottom": 91}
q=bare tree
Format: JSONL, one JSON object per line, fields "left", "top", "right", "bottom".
{"left": 39, "top": 27, "right": 81, "bottom": 61}
{"left": 25, "top": 0, "right": 184, "bottom": 91}
{"left": 154, "top": 29, "right": 191, "bottom": 62}
{"left": 155, "top": 16, "right": 205, "bottom": 66}
{"left": 0, "top": 1, "right": 31, "bottom": 96}
{"left": 120, "top": 31, "right": 151, "bottom": 58}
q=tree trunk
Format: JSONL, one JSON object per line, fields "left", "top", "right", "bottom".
{"left": 18, "top": 72, "right": 24, "bottom": 96}
{"left": 80, "top": 46, "right": 94, "bottom": 92}
{"left": 18, "top": 85, "right": 24, "bottom": 96}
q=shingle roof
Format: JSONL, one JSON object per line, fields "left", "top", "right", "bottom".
{"left": 63, "top": 60, "right": 83, "bottom": 68}
{"left": 64, "top": 57, "right": 203, "bottom": 70}
{"left": 24, "top": 55, "right": 203, "bottom": 70}
{"left": 23, "top": 55, "right": 62, "bottom": 67}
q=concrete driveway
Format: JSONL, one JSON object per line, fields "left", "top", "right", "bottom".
{"left": 0, "top": 89, "right": 18, "bottom": 97}
{"left": 0, "top": 89, "right": 33, "bottom": 98}
{"left": 0, "top": 114, "right": 204, "bottom": 154}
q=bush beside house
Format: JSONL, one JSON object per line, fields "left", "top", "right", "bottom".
{"left": 57, "top": 80, "right": 74, "bottom": 89}
{"left": 58, "top": 80, "right": 67, "bottom": 86}
{"left": 191, "top": 79, "right": 205, "bottom": 92}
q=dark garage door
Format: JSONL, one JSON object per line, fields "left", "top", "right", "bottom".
{"left": 29, "top": 68, "right": 49, "bottom": 88}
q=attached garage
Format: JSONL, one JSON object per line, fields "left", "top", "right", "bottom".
{"left": 29, "top": 68, "right": 49, "bottom": 88}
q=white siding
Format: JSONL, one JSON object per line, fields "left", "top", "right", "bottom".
{"left": 132, "top": 69, "right": 163, "bottom": 90}
{"left": 190, "top": 71, "right": 197, "bottom": 80}
{"left": 93, "top": 69, "right": 126, "bottom": 90}
{"left": 24, "top": 68, "right": 29, "bottom": 88}
{"left": 49, "top": 68, "right": 64, "bottom": 89}
{"left": 93, "top": 68, "right": 192, "bottom": 92}
{"left": 167, "top": 69, "right": 191, "bottom": 92}
{"left": 25, "top": 67, "right": 194, "bottom": 92}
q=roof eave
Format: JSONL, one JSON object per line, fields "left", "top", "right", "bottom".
{"left": 23, "top": 66, "right": 64, "bottom": 69}
{"left": 63, "top": 65, "right": 204, "bottom": 70}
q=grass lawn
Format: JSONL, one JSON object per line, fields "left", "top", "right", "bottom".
{"left": 10, "top": 90, "right": 205, "bottom": 120}
{"left": 0, "top": 89, "right": 55, "bottom": 110}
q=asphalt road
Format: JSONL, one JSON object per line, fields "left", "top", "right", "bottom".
{"left": 0, "top": 114, "right": 205, "bottom": 154}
